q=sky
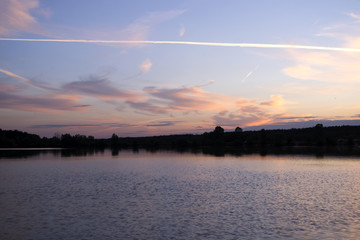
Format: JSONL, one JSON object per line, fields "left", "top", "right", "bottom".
{"left": 1, "top": 0, "right": 360, "bottom": 138}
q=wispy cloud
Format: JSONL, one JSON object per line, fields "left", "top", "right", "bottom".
{"left": 284, "top": 13, "right": 360, "bottom": 83}
{"left": 140, "top": 58, "right": 152, "bottom": 74}
{"left": 0, "top": 68, "right": 57, "bottom": 91}
{"left": 126, "top": 101, "right": 169, "bottom": 114}
{"left": 146, "top": 120, "right": 179, "bottom": 127}
{"left": 0, "top": 68, "right": 33, "bottom": 85}
{"left": 179, "top": 24, "right": 185, "bottom": 37}
{"left": 63, "top": 75, "right": 141, "bottom": 101}
{"left": 30, "top": 122, "right": 133, "bottom": 129}
{"left": 0, "top": 0, "right": 40, "bottom": 35}
{"left": 0, "top": 89, "right": 84, "bottom": 113}
{"left": 1, "top": 38, "right": 360, "bottom": 52}
{"left": 0, "top": 6, "right": 186, "bottom": 45}
{"left": 72, "top": 104, "right": 92, "bottom": 108}
{"left": 283, "top": 48, "right": 360, "bottom": 83}
{"left": 124, "top": 83, "right": 293, "bottom": 130}
{"left": 142, "top": 85, "right": 233, "bottom": 113}
{"left": 0, "top": 69, "right": 86, "bottom": 112}
{"left": 104, "top": 10, "right": 185, "bottom": 47}
{"left": 260, "top": 95, "right": 286, "bottom": 107}
{"left": 348, "top": 12, "right": 360, "bottom": 21}
{"left": 245, "top": 119, "right": 360, "bottom": 131}
{"left": 277, "top": 116, "right": 317, "bottom": 120}
{"left": 212, "top": 94, "right": 296, "bottom": 128}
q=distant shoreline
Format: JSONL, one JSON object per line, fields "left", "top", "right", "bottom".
{"left": 1, "top": 125, "right": 360, "bottom": 151}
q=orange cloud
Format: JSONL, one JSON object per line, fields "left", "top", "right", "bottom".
{"left": 283, "top": 51, "right": 360, "bottom": 83}
{"left": 283, "top": 16, "right": 360, "bottom": 83}
{"left": 212, "top": 94, "right": 295, "bottom": 128}
{"left": 260, "top": 95, "right": 285, "bottom": 107}
{"left": 126, "top": 84, "right": 293, "bottom": 129}
{"left": 140, "top": 85, "right": 234, "bottom": 113}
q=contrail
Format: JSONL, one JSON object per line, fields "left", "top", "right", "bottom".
{"left": 1, "top": 38, "right": 360, "bottom": 52}
{"left": 0, "top": 68, "right": 33, "bottom": 85}
{"left": 242, "top": 65, "right": 259, "bottom": 82}
{"left": 0, "top": 68, "right": 57, "bottom": 91}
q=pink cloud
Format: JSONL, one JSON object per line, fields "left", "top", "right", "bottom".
{"left": 0, "top": 0, "right": 39, "bottom": 35}
{"left": 142, "top": 85, "right": 233, "bottom": 113}
{"left": 0, "top": 91, "right": 87, "bottom": 113}
{"left": 179, "top": 24, "right": 185, "bottom": 37}
{"left": 140, "top": 58, "right": 152, "bottom": 74}
{"left": 63, "top": 75, "right": 141, "bottom": 102}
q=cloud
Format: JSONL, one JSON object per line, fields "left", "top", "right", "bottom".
{"left": 348, "top": 12, "right": 360, "bottom": 21}
{"left": 211, "top": 94, "right": 296, "bottom": 128}
{"left": 125, "top": 84, "right": 292, "bottom": 131}
{"left": 0, "top": 0, "right": 40, "bottom": 35}
{"left": 0, "top": 72, "right": 87, "bottom": 113}
{"left": 93, "top": 10, "right": 186, "bottom": 47}
{"left": 140, "top": 58, "right": 152, "bottom": 74}
{"left": 30, "top": 122, "right": 133, "bottom": 129}
{"left": 0, "top": 69, "right": 90, "bottom": 112}
{"left": 213, "top": 112, "right": 318, "bottom": 129}
{"left": 142, "top": 85, "right": 234, "bottom": 113}
{"left": 213, "top": 112, "right": 269, "bottom": 127}
{"left": 146, "top": 121, "right": 178, "bottom": 127}
{"left": 245, "top": 119, "right": 360, "bottom": 131}
{"left": 31, "top": 124, "right": 98, "bottom": 129}
{"left": 283, "top": 47, "right": 360, "bottom": 83}
{"left": 179, "top": 24, "right": 185, "bottom": 37}
{"left": 0, "top": 68, "right": 57, "bottom": 91}
{"left": 276, "top": 116, "right": 317, "bottom": 120}
{"left": 260, "top": 95, "right": 286, "bottom": 107}
{"left": 2, "top": 38, "right": 360, "bottom": 52}
{"left": 0, "top": 90, "right": 84, "bottom": 113}
{"left": 283, "top": 15, "right": 360, "bottom": 83}
{"left": 0, "top": 68, "right": 32, "bottom": 84}
{"left": 63, "top": 75, "right": 141, "bottom": 101}
{"left": 72, "top": 104, "right": 92, "bottom": 108}
{"left": 241, "top": 65, "right": 259, "bottom": 82}
{"left": 0, "top": 83, "right": 20, "bottom": 92}
{"left": 0, "top": 7, "right": 185, "bottom": 45}
{"left": 126, "top": 101, "right": 169, "bottom": 114}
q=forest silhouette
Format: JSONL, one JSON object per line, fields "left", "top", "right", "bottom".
{"left": 1, "top": 125, "right": 360, "bottom": 156}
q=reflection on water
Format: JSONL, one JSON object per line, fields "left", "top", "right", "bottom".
{"left": 1, "top": 149, "right": 360, "bottom": 239}
{"left": 1, "top": 145, "right": 360, "bottom": 159}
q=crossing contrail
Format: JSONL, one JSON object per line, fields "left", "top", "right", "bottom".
{"left": 1, "top": 38, "right": 360, "bottom": 52}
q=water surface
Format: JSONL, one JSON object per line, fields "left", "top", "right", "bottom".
{"left": 1, "top": 149, "right": 360, "bottom": 239}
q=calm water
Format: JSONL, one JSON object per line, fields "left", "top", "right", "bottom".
{"left": 1, "top": 149, "right": 360, "bottom": 239}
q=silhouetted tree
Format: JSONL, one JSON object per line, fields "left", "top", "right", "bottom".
{"left": 235, "top": 127, "right": 243, "bottom": 133}
{"left": 314, "top": 124, "right": 324, "bottom": 146}
{"left": 111, "top": 133, "right": 120, "bottom": 148}
{"left": 214, "top": 126, "right": 224, "bottom": 134}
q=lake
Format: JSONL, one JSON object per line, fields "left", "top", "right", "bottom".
{"left": 1, "top": 149, "right": 360, "bottom": 239}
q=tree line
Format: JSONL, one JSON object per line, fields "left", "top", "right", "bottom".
{"left": 1, "top": 124, "right": 360, "bottom": 149}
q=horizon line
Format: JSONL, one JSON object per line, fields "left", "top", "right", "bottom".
{"left": 1, "top": 38, "right": 360, "bottom": 52}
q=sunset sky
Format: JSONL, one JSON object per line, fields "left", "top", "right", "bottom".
{"left": 1, "top": 0, "right": 360, "bottom": 137}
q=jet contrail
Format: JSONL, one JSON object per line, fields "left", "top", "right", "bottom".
{"left": 0, "top": 68, "right": 33, "bottom": 85}
{"left": 0, "top": 68, "right": 58, "bottom": 91}
{"left": 1, "top": 38, "right": 360, "bottom": 52}
{"left": 242, "top": 65, "right": 259, "bottom": 82}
